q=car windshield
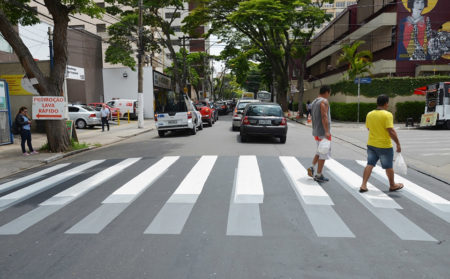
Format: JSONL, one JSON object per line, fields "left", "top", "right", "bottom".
{"left": 237, "top": 102, "right": 252, "bottom": 110}
{"left": 81, "top": 105, "right": 95, "bottom": 111}
{"left": 154, "top": 91, "right": 188, "bottom": 113}
{"left": 246, "top": 105, "right": 282, "bottom": 117}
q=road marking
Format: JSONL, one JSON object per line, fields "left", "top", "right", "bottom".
{"left": 279, "top": 156, "right": 334, "bottom": 205}
{"left": 356, "top": 160, "right": 450, "bottom": 217}
{"left": 327, "top": 163, "right": 436, "bottom": 241}
{"left": 421, "top": 152, "right": 450, "bottom": 157}
{"left": 145, "top": 156, "right": 218, "bottom": 234}
{"left": 66, "top": 156, "right": 179, "bottom": 234}
{"left": 227, "top": 167, "right": 262, "bottom": 236}
{"left": 0, "top": 159, "right": 141, "bottom": 235}
{"left": 0, "top": 164, "right": 70, "bottom": 194}
{"left": 0, "top": 160, "right": 104, "bottom": 212}
{"left": 234, "top": 156, "right": 264, "bottom": 203}
{"left": 326, "top": 159, "right": 402, "bottom": 209}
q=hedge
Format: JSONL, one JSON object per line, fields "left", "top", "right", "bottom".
{"left": 395, "top": 101, "right": 425, "bottom": 122}
{"left": 330, "top": 102, "right": 377, "bottom": 122}
{"left": 330, "top": 76, "right": 449, "bottom": 97}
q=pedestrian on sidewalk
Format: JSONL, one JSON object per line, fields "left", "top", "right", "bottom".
{"left": 15, "top": 106, "right": 38, "bottom": 156}
{"left": 306, "top": 100, "right": 312, "bottom": 119}
{"left": 307, "top": 86, "right": 332, "bottom": 182}
{"left": 359, "top": 94, "right": 403, "bottom": 193}
{"left": 100, "top": 104, "right": 110, "bottom": 132}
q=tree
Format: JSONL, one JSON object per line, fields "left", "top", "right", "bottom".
{"left": 184, "top": 0, "right": 330, "bottom": 111}
{"left": 337, "top": 40, "right": 373, "bottom": 81}
{"left": 0, "top": 0, "right": 102, "bottom": 152}
{"left": 105, "top": 0, "right": 187, "bottom": 93}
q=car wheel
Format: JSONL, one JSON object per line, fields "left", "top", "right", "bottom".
{"left": 76, "top": 119, "right": 86, "bottom": 129}
{"left": 191, "top": 125, "right": 197, "bottom": 135}
{"left": 280, "top": 136, "right": 286, "bottom": 144}
{"left": 158, "top": 130, "right": 165, "bottom": 137}
{"left": 199, "top": 122, "right": 203, "bottom": 130}
{"left": 446, "top": 120, "right": 450, "bottom": 130}
{"left": 240, "top": 133, "right": 247, "bottom": 142}
{"left": 232, "top": 126, "right": 237, "bottom": 131}
{"left": 208, "top": 118, "right": 213, "bottom": 126}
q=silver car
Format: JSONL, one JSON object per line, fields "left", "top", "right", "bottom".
{"left": 68, "top": 105, "right": 101, "bottom": 129}
{"left": 232, "top": 99, "right": 260, "bottom": 131}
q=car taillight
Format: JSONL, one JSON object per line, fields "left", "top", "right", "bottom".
{"left": 280, "top": 117, "right": 287, "bottom": 126}
{"left": 242, "top": 116, "right": 250, "bottom": 125}
{"left": 89, "top": 113, "right": 96, "bottom": 118}
{"left": 187, "top": 111, "right": 192, "bottom": 119}
{"left": 205, "top": 108, "right": 210, "bottom": 113}
{"left": 233, "top": 108, "right": 238, "bottom": 117}
{"left": 154, "top": 114, "right": 157, "bottom": 121}
{"left": 222, "top": 105, "right": 226, "bottom": 109}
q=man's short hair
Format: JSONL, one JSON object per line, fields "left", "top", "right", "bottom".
{"left": 407, "top": 0, "right": 427, "bottom": 9}
{"left": 377, "top": 94, "right": 389, "bottom": 106}
{"left": 319, "top": 85, "right": 331, "bottom": 95}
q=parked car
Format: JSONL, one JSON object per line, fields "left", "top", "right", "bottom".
{"left": 215, "top": 101, "right": 228, "bottom": 115}
{"left": 240, "top": 102, "right": 287, "bottom": 143}
{"left": 232, "top": 99, "right": 260, "bottom": 131}
{"left": 68, "top": 105, "right": 101, "bottom": 129}
{"left": 195, "top": 101, "right": 216, "bottom": 126}
{"left": 106, "top": 99, "right": 137, "bottom": 120}
{"left": 154, "top": 91, "right": 199, "bottom": 137}
{"left": 191, "top": 101, "right": 204, "bottom": 131}
{"left": 88, "top": 102, "right": 121, "bottom": 119}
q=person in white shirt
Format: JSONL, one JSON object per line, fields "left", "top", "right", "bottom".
{"left": 100, "top": 104, "right": 110, "bottom": 132}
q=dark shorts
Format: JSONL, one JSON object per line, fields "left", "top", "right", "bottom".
{"left": 367, "top": 145, "right": 393, "bottom": 169}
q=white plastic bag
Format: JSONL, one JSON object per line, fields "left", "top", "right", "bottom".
{"left": 318, "top": 139, "right": 331, "bottom": 155}
{"left": 393, "top": 152, "right": 407, "bottom": 175}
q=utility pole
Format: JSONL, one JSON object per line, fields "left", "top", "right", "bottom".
{"left": 48, "top": 27, "right": 54, "bottom": 71}
{"left": 137, "top": 0, "right": 144, "bottom": 128}
{"left": 179, "top": 36, "right": 191, "bottom": 95}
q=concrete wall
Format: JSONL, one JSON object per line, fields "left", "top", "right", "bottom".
{"left": 103, "top": 67, "right": 154, "bottom": 118}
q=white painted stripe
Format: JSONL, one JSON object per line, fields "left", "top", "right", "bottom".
{"left": 102, "top": 156, "right": 179, "bottom": 204}
{"left": 145, "top": 156, "right": 218, "bottom": 234}
{"left": 167, "top": 156, "right": 217, "bottom": 203}
{"left": 328, "top": 170, "right": 436, "bottom": 241}
{"left": 234, "top": 156, "right": 264, "bottom": 204}
{"left": 279, "top": 156, "right": 334, "bottom": 205}
{"left": 356, "top": 160, "right": 450, "bottom": 213}
{"left": 421, "top": 152, "right": 450, "bottom": 157}
{"left": 326, "top": 159, "right": 402, "bottom": 209}
{"left": 0, "top": 164, "right": 70, "bottom": 194}
{"left": 41, "top": 158, "right": 141, "bottom": 206}
{"left": 0, "top": 160, "right": 104, "bottom": 212}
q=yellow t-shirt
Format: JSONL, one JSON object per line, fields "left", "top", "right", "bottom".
{"left": 366, "top": 109, "right": 394, "bottom": 148}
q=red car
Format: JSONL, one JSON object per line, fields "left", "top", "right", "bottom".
{"left": 88, "top": 102, "right": 121, "bottom": 119}
{"left": 195, "top": 101, "right": 216, "bottom": 126}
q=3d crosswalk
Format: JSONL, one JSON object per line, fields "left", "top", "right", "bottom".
{"left": 0, "top": 155, "right": 449, "bottom": 242}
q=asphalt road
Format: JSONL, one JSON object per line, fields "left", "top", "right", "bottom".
{"left": 0, "top": 115, "right": 449, "bottom": 279}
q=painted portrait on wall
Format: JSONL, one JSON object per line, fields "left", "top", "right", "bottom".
{"left": 397, "top": 0, "right": 450, "bottom": 61}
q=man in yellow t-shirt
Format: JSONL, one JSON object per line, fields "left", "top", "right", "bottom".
{"left": 359, "top": 95, "right": 404, "bottom": 193}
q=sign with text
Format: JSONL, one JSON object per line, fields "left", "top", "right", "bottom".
{"left": 32, "top": 96, "right": 65, "bottom": 120}
{"left": 153, "top": 71, "right": 171, "bottom": 90}
{"left": 354, "top": 77, "right": 372, "bottom": 84}
{"left": 66, "top": 65, "right": 85, "bottom": 81}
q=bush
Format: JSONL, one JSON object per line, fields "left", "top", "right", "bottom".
{"left": 330, "top": 102, "right": 377, "bottom": 122}
{"left": 395, "top": 101, "right": 425, "bottom": 122}
{"left": 292, "top": 102, "right": 298, "bottom": 111}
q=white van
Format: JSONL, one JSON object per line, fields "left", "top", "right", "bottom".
{"left": 106, "top": 99, "right": 137, "bottom": 119}
{"left": 154, "top": 91, "right": 200, "bottom": 137}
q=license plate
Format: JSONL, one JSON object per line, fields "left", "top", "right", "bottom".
{"left": 259, "top": 120, "right": 271, "bottom": 125}
{"left": 168, "top": 120, "right": 177, "bottom": 124}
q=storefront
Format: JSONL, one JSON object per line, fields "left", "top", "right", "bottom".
{"left": 153, "top": 71, "right": 173, "bottom": 114}
{"left": 0, "top": 80, "right": 13, "bottom": 145}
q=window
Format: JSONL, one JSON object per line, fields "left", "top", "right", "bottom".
{"left": 0, "top": 34, "right": 13, "bottom": 53}
{"left": 96, "top": 2, "right": 105, "bottom": 8}
{"left": 68, "top": 107, "right": 79, "bottom": 113}
{"left": 336, "top": 2, "right": 346, "bottom": 8}
{"left": 170, "top": 39, "right": 180, "bottom": 46}
{"left": 165, "top": 12, "right": 180, "bottom": 19}
{"left": 171, "top": 26, "right": 181, "bottom": 32}
{"left": 324, "top": 3, "right": 334, "bottom": 8}
{"left": 96, "top": 24, "right": 106, "bottom": 33}
{"left": 70, "top": 25, "right": 85, "bottom": 30}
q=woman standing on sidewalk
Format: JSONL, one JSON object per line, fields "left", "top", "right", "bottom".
{"left": 15, "top": 106, "right": 38, "bottom": 156}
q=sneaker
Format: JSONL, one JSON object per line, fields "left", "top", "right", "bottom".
{"left": 307, "top": 167, "right": 315, "bottom": 177}
{"left": 23, "top": 152, "right": 30, "bottom": 156}
{"left": 31, "top": 151, "right": 39, "bottom": 154}
{"left": 314, "top": 174, "right": 329, "bottom": 183}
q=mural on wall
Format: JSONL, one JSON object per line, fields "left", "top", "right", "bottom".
{"left": 397, "top": 0, "right": 450, "bottom": 61}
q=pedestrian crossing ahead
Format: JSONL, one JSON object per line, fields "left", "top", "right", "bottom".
{"left": 0, "top": 156, "right": 449, "bottom": 242}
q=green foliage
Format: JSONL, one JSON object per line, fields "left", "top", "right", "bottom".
{"left": 70, "top": 139, "right": 89, "bottom": 151}
{"left": 330, "top": 102, "right": 378, "bottom": 122}
{"left": 292, "top": 102, "right": 298, "bottom": 111}
{"left": 395, "top": 101, "right": 425, "bottom": 122}
{"left": 330, "top": 76, "right": 449, "bottom": 97}
{"left": 337, "top": 40, "right": 373, "bottom": 81}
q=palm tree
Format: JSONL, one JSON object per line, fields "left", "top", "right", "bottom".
{"left": 337, "top": 40, "right": 373, "bottom": 81}
{"left": 337, "top": 40, "right": 373, "bottom": 123}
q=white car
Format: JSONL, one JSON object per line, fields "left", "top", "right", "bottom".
{"left": 154, "top": 92, "right": 200, "bottom": 137}
{"left": 232, "top": 99, "right": 260, "bottom": 131}
{"left": 68, "top": 105, "right": 101, "bottom": 129}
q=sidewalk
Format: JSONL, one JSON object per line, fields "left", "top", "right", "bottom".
{"left": 288, "top": 114, "right": 450, "bottom": 184}
{"left": 0, "top": 120, "right": 155, "bottom": 180}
